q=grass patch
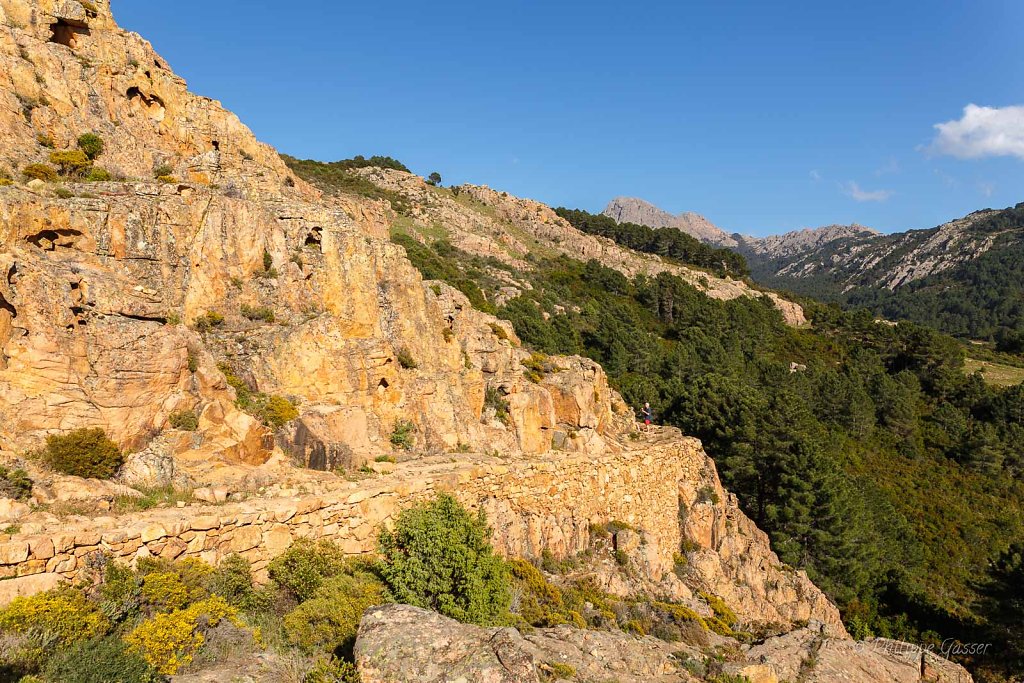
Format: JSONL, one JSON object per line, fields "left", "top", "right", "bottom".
{"left": 113, "top": 486, "right": 194, "bottom": 514}
{"left": 964, "top": 358, "right": 1024, "bottom": 386}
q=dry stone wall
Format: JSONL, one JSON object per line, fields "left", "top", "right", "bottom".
{"left": 0, "top": 435, "right": 844, "bottom": 636}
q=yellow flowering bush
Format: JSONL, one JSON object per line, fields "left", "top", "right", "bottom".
{"left": 0, "top": 585, "right": 108, "bottom": 645}
{"left": 140, "top": 572, "right": 192, "bottom": 612}
{"left": 125, "top": 595, "right": 239, "bottom": 674}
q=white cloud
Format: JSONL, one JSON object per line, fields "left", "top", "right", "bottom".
{"left": 841, "top": 181, "right": 893, "bottom": 202}
{"left": 809, "top": 169, "right": 822, "bottom": 182}
{"left": 929, "top": 104, "right": 1024, "bottom": 160}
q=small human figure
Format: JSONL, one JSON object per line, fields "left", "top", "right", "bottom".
{"left": 641, "top": 402, "right": 653, "bottom": 434}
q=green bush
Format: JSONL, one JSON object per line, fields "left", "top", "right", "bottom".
{"left": 484, "top": 385, "right": 511, "bottom": 426}
{"left": 76, "top": 133, "right": 104, "bottom": 160}
{"left": 396, "top": 347, "right": 417, "bottom": 369}
{"left": 0, "top": 466, "right": 32, "bottom": 501}
{"left": 283, "top": 570, "right": 385, "bottom": 655}
{"left": 152, "top": 164, "right": 172, "bottom": 179}
{"left": 544, "top": 662, "right": 576, "bottom": 680}
{"left": 217, "top": 363, "right": 297, "bottom": 428}
{"left": 389, "top": 420, "right": 415, "bottom": 450}
{"left": 489, "top": 323, "right": 510, "bottom": 341}
{"left": 39, "top": 428, "right": 123, "bottom": 479}
{"left": 508, "top": 559, "right": 582, "bottom": 628}
{"left": 85, "top": 166, "right": 112, "bottom": 182}
{"left": 98, "top": 561, "right": 143, "bottom": 624}
{"left": 268, "top": 539, "right": 348, "bottom": 602}
{"left": 304, "top": 656, "right": 361, "bottom": 683}
{"left": 240, "top": 303, "right": 275, "bottom": 323}
{"left": 378, "top": 494, "right": 510, "bottom": 625}
{"left": 22, "top": 163, "right": 57, "bottom": 182}
{"left": 207, "top": 554, "right": 273, "bottom": 613}
{"left": 192, "top": 311, "right": 224, "bottom": 332}
{"left": 49, "top": 149, "right": 91, "bottom": 177}
{"left": 168, "top": 409, "right": 199, "bottom": 431}
{"left": 43, "top": 636, "right": 160, "bottom": 683}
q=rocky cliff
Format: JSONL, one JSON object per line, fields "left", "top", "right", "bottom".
{"left": 0, "top": 2, "right": 971, "bottom": 681}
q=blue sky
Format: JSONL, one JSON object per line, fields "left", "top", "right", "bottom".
{"left": 115, "top": 1, "right": 1024, "bottom": 236}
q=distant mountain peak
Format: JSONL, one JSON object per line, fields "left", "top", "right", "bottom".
{"left": 602, "top": 197, "right": 738, "bottom": 247}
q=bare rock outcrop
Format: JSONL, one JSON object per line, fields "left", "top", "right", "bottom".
{"left": 603, "top": 196, "right": 739, "bottom": 248}
{"left": 355, "top": 604, "right": 971, "bottom": 683}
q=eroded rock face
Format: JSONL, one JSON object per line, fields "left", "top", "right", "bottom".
{"left": 0, "top": 0, "right": 637, "bottom": 466}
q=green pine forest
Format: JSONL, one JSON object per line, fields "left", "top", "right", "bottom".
{"left": 287, "top": 158, "right": 1024, "bottom": 679}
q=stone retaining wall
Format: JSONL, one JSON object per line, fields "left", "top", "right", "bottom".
{"left": 0, "top": 438, "right": 704, "bottom": 603}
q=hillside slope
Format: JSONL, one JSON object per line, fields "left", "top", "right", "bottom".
{"left": 0, "top": 1, "right": 998, "bottom": 681}
{"left": 602, "top": 197, "right": 1024, "bottom": 341}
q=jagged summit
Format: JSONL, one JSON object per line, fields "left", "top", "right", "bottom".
{"left": 603, "top": 196, "right": 739, "bottom": 247}
{"left": 738, "top": 223, "right": 880, "bottom": 258}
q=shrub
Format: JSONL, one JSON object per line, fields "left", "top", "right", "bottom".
{"left": 98, "top": 561, "right": 142, "bottom": 624}
{"left": 35, "top": 133, "right": 54, "bottom": 148}
{"left": 489, "top": 323, "right": 509, "bottom": 341}
{"left": 262, "top": 249, "right": 274, "bottom": 272}
{"left": 389, "top": 420, "right": 415, "bottom": 450}
{"left": 240, "top": 303, "right": 275, "bottom": 323}
{"left": 263, "top": 395, "right": 299, "bottom": 428}
{"left": 695, "top": 486, "right": 720, "bottom": 505}
{"left": 378, "top": 494, "right": 511, "bottom": 625}
{"left": 192, "top": 311, "right": 224, "bottom": 332}
{"left": 0, "top": 585, "right": 108, "bottom": 645}
{"left": 85, "top": 166, "right": 112, "bottom": 182}
{"left": 396, "top": 346, "right": 417, "bottom": 369}
{"left": 49, "top": 149, "right": 91, "bottom": 177}
{"left": 42, "top": 636, "right": 160, "bottom": 683}
{"left": 140, "top": 572, "right": 194, "bottom": 612}
{"left": 0, "top": 466, "right": 32, "bottom": 501}
{"left": 217, "top": 362, "right": 298, "bottom": 428}
{"left": 304, "top": 657, "right": 361, "bottom": 683}
{"left": 54, "top": 186, "right": 74, "bottom": 199}
{"left": 124, "top": 596, "right": 238, "bottom": 675}
{"left": 207, "top": 554, "right": 273, "bottom": 613}
{"left": 484, "top": 385, "right": 511, "bottom": 426}
{"left": 283, "top": 570, "right": 385, "bottom": 655}
{"left": 39, "top": 427, "right": 123, "bottom": 479}
{"left": 76, "top": 133, "right": 104, "bottom": 160}
{"left": 700, "top": 592, "right": 738, "bottom": 628}
{"left": 152, "top": 164, "right": 172, "bottom": 179}
{"left": 508, "top": 559, "right": 581, "bottom": 628}
{"left": 168, "top": 409, "right": 199, "bottom": 432}
{"left": 521, "top": 352, "right": 554, "bottom": 383}
{"left": 268, "top": 539, "right": 348, "bottom": 602}
{"left": 22, "top": 163, "right": 57, "bottom": 182}
{"left": 156, "top": 174, "right": 177, "bottom": 184}
{"left": 544, "top": 662, "right": 576, "bottom": 680}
